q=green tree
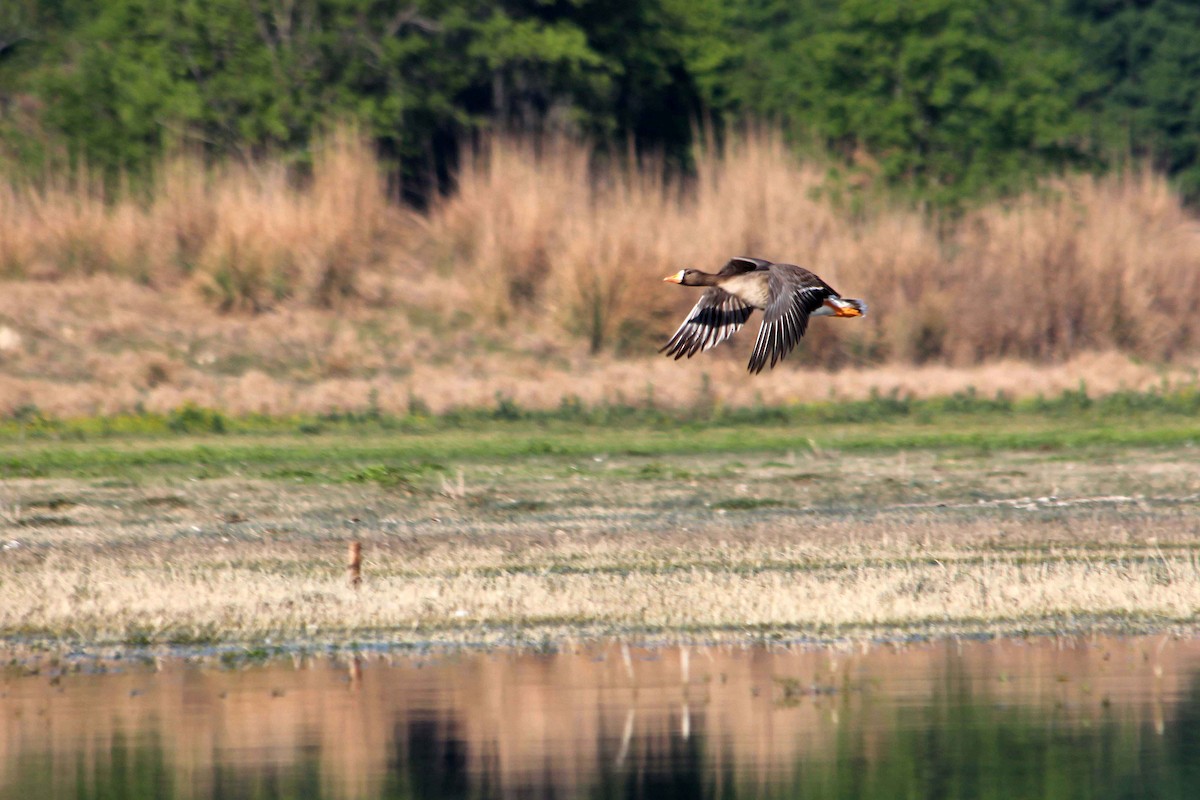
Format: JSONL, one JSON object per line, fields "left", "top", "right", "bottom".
{"left": 15, "top": 0, "right": 1200, "bottom": 210}
{"left": 0, "top": 1, "right": 87, "bottom": 153}
{"left": 38, "top": 0, "right": 472, "bottom": 186}
{"left": 1070, "top": 0, "right": 1200, "bottom": 200}
{"left": 21, "top": 0, "right": 722, "bottom": 199}
{"left": 726, "top": 0, "right": 1091, "bottom": 205}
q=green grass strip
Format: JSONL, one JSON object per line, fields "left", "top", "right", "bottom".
{"left": 0, "top": 386, "right": 1196, "bottom": 478}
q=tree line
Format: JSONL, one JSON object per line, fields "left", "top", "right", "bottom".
{"left": 1, "top": 0, "right": 1197, "bottom": 206}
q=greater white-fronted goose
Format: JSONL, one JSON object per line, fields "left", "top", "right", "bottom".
{"left": 660, "top": 257, "right": 867, "bottom": 373}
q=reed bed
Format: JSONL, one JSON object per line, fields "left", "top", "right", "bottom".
{"left": 0, "top": 127, "right": 1199, "bottom": 419}
{"left": 429, "top": 130, "right": 1200, "bottom": 365}
{"left": 0, "top": 127, "right": 394, "bottom": 309}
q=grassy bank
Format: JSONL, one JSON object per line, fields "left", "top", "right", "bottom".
{"left": 0, "top": 386, "right": 1198, "bottom": 479}
{"left": 1, "top": 394, "right": 1199, "bottom": 649}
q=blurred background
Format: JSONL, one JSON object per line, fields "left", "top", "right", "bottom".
{"left": 1, "top": 0, "right": 1198, "bottom": 417}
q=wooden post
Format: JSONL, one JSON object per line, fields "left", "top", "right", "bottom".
{"left": 348, "top": 541, "right": 362, "bottom": 588}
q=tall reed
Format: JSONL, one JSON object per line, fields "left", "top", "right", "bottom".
{"left": 2, "top": 126, "right": 1198, "bottom": 365}
{"left": 0, "top": 126, "right": 394, "bottom": 309}
{"left": 430, "top": 131, "right": 1200, "bottom": 365}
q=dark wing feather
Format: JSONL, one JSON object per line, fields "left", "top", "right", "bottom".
{"left": 746, "top": 265, "right": 836, "bottom": 373}
{"left": 720, "top": 256, "right": 773, "bottom": 276}
{"left": 660, "top": 288, "right": 755, "bottom": 360}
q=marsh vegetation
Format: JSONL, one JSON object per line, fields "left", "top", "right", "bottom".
{"left": 1, "top": 398, "right": 1198, "bottom": 648}
{"left": 2, "top": 131, "right": 1200, "bottom": 421}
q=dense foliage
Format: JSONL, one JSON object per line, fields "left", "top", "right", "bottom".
{"left": 2, "top": 0, "right": 1199, "bottom": 205}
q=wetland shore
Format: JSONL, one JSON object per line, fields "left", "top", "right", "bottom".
{"left": 2, "top": 394, "right": 1199, "bottom": 652}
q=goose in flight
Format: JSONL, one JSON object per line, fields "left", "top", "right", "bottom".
{"left": 660, "top": 257, "right": 867, "bottom": 373}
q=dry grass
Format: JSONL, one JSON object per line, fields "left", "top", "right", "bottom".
{"left": 2, "top": 444, "right": 1199, "bottom": 645}
{"left": 428, "top": 130, "right": 855, "bottom": 357}
{"left": 0, "top": 281, "right": 1191, "bottom": 418}
{"left": 429, "top": 129, "right": 1200, "bottom": 365}
{"left": 2, "top": 128, "right": 1200, "bottom": 417}
{"left": 0, "top": 127, "right": 395, "bottom": 309}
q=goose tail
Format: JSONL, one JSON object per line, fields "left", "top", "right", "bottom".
{"left": 829, "top": 297, "right": 866, "bottom": 317}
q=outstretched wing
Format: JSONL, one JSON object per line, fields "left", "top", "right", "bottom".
{"left": 746, "top": 265, "right": 837, "bottom": 373}
{"left": 660, "top": 288, "right": 755, "bottom": 360}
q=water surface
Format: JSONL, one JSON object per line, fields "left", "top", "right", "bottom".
{"left": 3, "top": 636, "right": 1199, "bottom": 798}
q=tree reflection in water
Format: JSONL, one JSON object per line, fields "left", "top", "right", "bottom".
{"left": 4, "top": 637, "right": 1200, "bottom": 799}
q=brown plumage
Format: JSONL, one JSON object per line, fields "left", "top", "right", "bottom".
{"left": 660, "top": 257, "right": 867, "bottom": 373}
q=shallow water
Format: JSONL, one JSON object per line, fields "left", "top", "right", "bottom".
{"left": 3, "top": 636, "right": 1199, "bottom": 799}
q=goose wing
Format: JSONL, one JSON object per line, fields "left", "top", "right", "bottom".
{"left": 721, "top": 256, "right": 772, "bottom": 275}
{"left": 660, "top": 288, "right": 755, "bottom": 360}
{"left": 747, "top": 264, "right": 837, "bottom": 373}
